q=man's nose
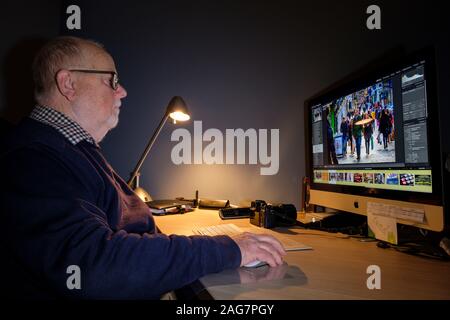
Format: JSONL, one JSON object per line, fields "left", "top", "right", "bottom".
{"left": 116, "top": 84, "right": 127, "bottom": 98}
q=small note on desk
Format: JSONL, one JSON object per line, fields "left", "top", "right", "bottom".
{"left": 367, "top": 210, "right": 398, "bottom": 245}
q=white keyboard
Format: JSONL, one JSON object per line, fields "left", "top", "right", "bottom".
{"left": 193, "top": 223, "right": 312, "bottom": 252}
{"left": 193, "top": 223, "right": 243, "bottom": 237}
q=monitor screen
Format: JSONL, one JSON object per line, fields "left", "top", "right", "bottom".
{"left": 306, "top": 48, "right": 443, "bottom": 206}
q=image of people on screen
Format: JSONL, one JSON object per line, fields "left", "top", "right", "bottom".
{"left": 325, "top": 80, "right": 395, "bottom": 164}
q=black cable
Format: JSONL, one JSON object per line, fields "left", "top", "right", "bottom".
{"left": 376, "top": 240, "right": 450, "bottom": 261}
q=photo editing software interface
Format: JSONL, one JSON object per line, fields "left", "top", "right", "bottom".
{"left": 311, "top": 59, "right": 432, "bottom": 193}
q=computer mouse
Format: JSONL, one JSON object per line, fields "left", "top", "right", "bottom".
{"left": 243, "top": 260, "right": 267, "bottom": 268}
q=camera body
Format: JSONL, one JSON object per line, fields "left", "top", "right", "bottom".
{"left": 250, "top": 200, "right": 297, "bottom": 229}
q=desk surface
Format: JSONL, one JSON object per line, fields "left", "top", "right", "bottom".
{"left": 154, "top": 209, "right": 450, "bottom": 300}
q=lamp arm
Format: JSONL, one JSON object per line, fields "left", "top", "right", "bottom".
{"left": 128, "top": 111, "right": 170, "bottom": 187}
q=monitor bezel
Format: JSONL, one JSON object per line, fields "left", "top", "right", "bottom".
{"left": 304, "top": 47, "right": 443, "bottom": 206}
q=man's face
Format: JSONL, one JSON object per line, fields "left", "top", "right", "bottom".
{"left": 71, "top": 46, "right": 127, "bottom": 140}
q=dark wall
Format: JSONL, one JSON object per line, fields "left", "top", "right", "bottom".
{"left": 3, "top": 0, "right": 449, "bottom": 208}
{"left": 0, "top": 2, "right": 61, "bottom": 125}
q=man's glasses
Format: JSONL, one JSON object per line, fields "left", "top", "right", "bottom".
{"left": 69, "top": 69, "right": 119, "bottom": 91}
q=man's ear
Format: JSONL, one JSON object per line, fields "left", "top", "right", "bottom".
{"left": 55, "top": 70, "right": 76, "bottom": 101}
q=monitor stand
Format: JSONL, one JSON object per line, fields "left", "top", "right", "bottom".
{"left": 297, "top": 208, "right": 368, "bottom": 235}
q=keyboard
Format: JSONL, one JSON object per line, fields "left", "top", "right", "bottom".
{"left": 193, "top": 223, "right": 312, "bottom": 251}
{"left": 193, "top": 223, "right": 243, "bottom": 236}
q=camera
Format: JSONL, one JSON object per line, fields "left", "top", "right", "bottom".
{"left": 250, "top": 200, "right": 297, "bottom": 229}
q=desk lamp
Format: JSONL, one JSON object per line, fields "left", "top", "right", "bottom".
{"left": 127, "top": 96, "right": 190, "bottom": 202}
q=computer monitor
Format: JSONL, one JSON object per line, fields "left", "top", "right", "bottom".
{"left": 305, "top": 48, "right": 445, "bottom": 232}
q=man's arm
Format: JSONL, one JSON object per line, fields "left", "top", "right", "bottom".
{"left": 0, "top": 146, "right": 241, "bottom": 299}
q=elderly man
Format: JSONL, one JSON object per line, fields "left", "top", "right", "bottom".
{"left": 0, "top": 36, "right": 285, "bottom": 299}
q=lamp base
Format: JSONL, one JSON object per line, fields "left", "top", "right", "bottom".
{"left": 134, "top": 187, "right": 153, "bottom": 202}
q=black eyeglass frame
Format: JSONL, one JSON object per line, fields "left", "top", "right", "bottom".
{"left": 69, "top": 69, "right": 119, "bottom": 90}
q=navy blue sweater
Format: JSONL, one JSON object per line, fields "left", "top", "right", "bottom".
{"left": 0, "top": 118, "right": 241, "bottom": 299}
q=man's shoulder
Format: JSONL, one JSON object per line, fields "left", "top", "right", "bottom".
{"left": 0, "top": 118, "right": 98, "bottom": 185}
{"left": 4, "top": 117, "right": 69, "bottom": 153}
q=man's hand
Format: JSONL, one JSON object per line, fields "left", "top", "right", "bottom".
{"left": 231, "top": 232, "right": 286, "bottom": 267}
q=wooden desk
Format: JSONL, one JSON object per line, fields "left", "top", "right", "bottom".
{"left": 154, "top": 209, "right": 450, "bottom": 300}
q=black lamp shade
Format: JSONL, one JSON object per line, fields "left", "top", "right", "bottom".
{"left": 166, "top": 96, "right": 190, "bottom": 121}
